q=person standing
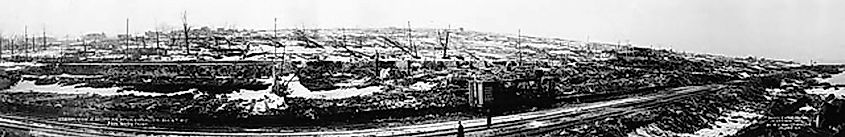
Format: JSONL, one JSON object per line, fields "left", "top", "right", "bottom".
{"left": 457, "top": 121, "right": 465, "bottom": 137}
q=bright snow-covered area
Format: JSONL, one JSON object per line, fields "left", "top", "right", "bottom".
{"left": 3, "top": 81, "right": 194, "bottom": 96}
{"left": 217, "top": 56, "right": 243, "bottom": 61}
{"left": 21, "top": 74, "right": 103, "bottom": 79}
{"left": 817, "top": 73, "right": 845, "bottom": 85}
{"left": 409, "top": 82, "right": 436, "bottom": 91}
{"left": 807, "top": 73, "right": 845, "bottom": 98}
{"left": 627, "top": 111, "right": 762, "bottom": 137}
{"left": 680, "top": 111, "right": 762, "bottom": 137}
{"left": 0, "top": 62, "right": 46, "bottom": 67}
{"left": 289, "top": 86, "right": 384, "bottom": 100}
{"left": 805, "top": 88, "right": 845, "bottom": 98}
{"left": 334, "top": 77, "right": 371, "bottom": 87}
{"left": 799, "top": 105, "right": 818, "bottom": 112}
{"left": 765, "top": 88, "right": 786, "bottom": 93}
{"left": 8, "top": 47, "right": 65, "bottom": 58}
{"left": 158, "top": 55, "right": 198, "bottom": 61}
{"left": 217, "top": 78, "right": 286, "bottom": 114}
{"left": 548, "top": 50, "right": 574, "bottom": 55}
{"left": 524, "top": 43, "right": 563, "bottom": 49}
{"left": 3, "top": 66, "right": 24, "bottom": 71}
{"left": 283, "top": 74, "right": 384, "bottom": 99}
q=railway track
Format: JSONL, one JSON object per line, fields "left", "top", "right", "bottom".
{"left": 0, "top": 84, "right": 725, "bottom": 136}
{"left": 393, "top": 84, "right": 724, "bottom": 137}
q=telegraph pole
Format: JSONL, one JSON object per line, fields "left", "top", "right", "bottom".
{"left": 9, "top": 33, "right": 12, "bottom": 58}
{"left": 0, "top": 32, "right": 4, "bottom": 61}
{"left": 182, "top": 11, "right": 191, "bottom": 55}
{"left": 442, "top": 25, "right": 451, "bottom": 58}
{"left": 42, "top": 25, "right": 47, "bottom": 51}
{"left": 126, "top": 18, "right": 130, "bottom": 59}
{"left": 407, "top": 21, "right": 416, "bottom": 56}
{"left": 1, "top": 32, "right": 4, "bottom": 60}
{"left": 273, "top": 17, "right": 279, "bottom": 82}
{"left": 82, "top": 38, "right": 87, "bottom": 55}
{"left": 517, "top": 29, "right": 522, "bottom": 66}
{"left": 274, "top": 18, "right": 278, "bottom": 62}
{"left": 24, "top": 25, "right": 28, "bottom": 58}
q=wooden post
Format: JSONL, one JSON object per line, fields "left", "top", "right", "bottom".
{"left": 444, "top": 27, "right": 450, "bottom": 58}
{"left": 274, "top": 18, "right": 278, "bottom": 62}
{"left": 42, "top": 25, "right": 46, "bottom": 51}
{"left": 517, "top": 29, "right": 522, "bottom": 66}
{"left": 126, "top": 18, "right": 130, "bottom": 58}
{"left": 407, "top": 21, "right": 416, "bottom": 57}
{"left": 24, "top": 25, "right": 28, "bottom": 57}
{"left": 9, "top": 35, "right": 15, "bottom": 58}
{"left": 1, "top": 32, "right": 4, "bottom": 60}
{"left": 182, "top": 11, "right": 191, "bottom": 55}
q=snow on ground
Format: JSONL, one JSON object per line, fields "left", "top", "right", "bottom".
{"left": 3, "top": 66, "right": 24, "bottom": 71}
{"left": 334, "top": 77, "right": 371, "bottom": 87}
{"left": 2, "top": 81, "right": 194, "bottom": 96}
{"left": 548, "top": 50, "right": 574, "bottom": 55}
{"left": 289, "top": 86, "right": 384, "bottom": 100}
{"left": 817, "top": 73, "right": 845, "bottom": 85}
{"left": 627, "top": 110, "right": 762, "bottom": 137}
{"left": 679, "top": 111, "right": 762, "bottom": 137}
{"left": 0, "top": 62, "right": 46, "bottom": 67}
{"left": 807, "top": 73, "right": 845, "bottom": 98}
{"left": 524, "top": 43, "right": 563, "bottom": 49}
{"left": 218, "top": 78, "right": 286, "bottom": 114}
{"left": 281, "top": 74, "right": 385, "bottom": 99}
{"left": 409, "top": 82, "right": 436, "bottom": 91}
{"left": 805, "top": 88, "right": 845, "bottom": 98}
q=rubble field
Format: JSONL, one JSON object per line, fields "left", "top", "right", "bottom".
{"left": 550, "top": 66, "right": 845, "bottom": 137}
{"left": 0, "top": 28, "right": 808, "bottom": 132}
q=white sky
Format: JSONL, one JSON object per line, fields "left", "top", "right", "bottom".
{"left": 1, "top": 0, "right": 844, "bottom": 63}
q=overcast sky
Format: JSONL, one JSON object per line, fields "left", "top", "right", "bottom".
{"left": 1, "top": 0, "right": 843, "bottom": 63}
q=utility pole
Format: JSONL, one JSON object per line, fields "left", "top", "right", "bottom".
{"left": 517, "top": 29, "right": 522, "bottom": 66}
{"left": 82, "top": 38, "right": 87, "bottom": 56}
{"left": 31, "top": 34, "right": 36, "bottom": 56}
{"left": 42, "top": 25, "right": 47, "bottom": 51}
{"left": 126, "top": 18, "right": 130, "bottom": 59}
{"left": 0, "top": 32, "right": 4, "bottom": 61}
{"left": 273, "top": 17, "right": 279, "bottom": 82}
{"left": 155, "top": 26, "right": 161, "bottom": 54}
{"left": 444, "top": 25, "right": 451, "bottom": 58}
{"left": 24, "top": 25, "right": 28, "bottom": 56}
{"left": 1, "top": 32, "right": 4, "bottom": 60}
{"left": 182, "top": 11, "right": 191, "bottom": 55}
{"left": 274, "top": 18, "right": 278, "bottom": 62}
{"left": 437, "top": 26, "right": 451, "bottom": 59}
{"left": 407, "top": 21, "right": 416, "bottom": 57}
{"left": 9, "top": 34, "right": 13, "bottom": 58}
